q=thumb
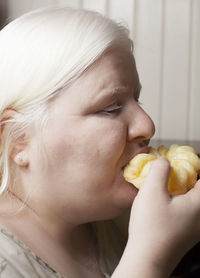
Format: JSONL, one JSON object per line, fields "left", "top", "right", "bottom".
{"left": 141, "top": 157, "right": 171, "bottom": 198}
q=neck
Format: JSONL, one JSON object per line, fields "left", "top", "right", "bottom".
{"left": 0, "top": 193, "right": 104, "bottom": 278}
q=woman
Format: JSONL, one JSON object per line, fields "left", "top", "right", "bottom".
{"left": 0, "top": 7, "right": 200, "bottom": 278}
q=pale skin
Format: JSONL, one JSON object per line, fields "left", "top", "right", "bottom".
{"left": 0, "top": 47, "right": 200, "bottom": 278}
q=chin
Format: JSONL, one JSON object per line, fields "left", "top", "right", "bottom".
{"left": 107, "top": 171, "right": 138, "bottom": 217}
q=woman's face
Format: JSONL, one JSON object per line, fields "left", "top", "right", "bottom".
{"left": 29, "top": 48, "right": 155, "bottom": 222}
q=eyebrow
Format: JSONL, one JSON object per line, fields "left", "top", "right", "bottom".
{"left": 92, "top": 86, "right": 125, "bottom": 103}
{"left": 99, "top": 85, "right": 138, "bottom": 98}
{"left": 107, "top": 83, "right": 142, "bottom": 97}
{"left": 100, "top": 86, "right": 129, "bottom": 96}
{"left": 94, "top": 83, "right": 142, "bottom": 105}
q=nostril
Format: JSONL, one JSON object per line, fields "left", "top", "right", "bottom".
{"left": 139, "top": 139, "right": 150, "bottom": 147}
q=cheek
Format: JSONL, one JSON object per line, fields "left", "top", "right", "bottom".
{"left": 38, "top": 118, "right": 127, "bottom": 185}
{"left": 38, "top": 121, "right": 74, "bottom": 171}
{"left": 104, "top": 122, "right": 127, "bottom": 164}
{"left": 85, "top": 119, "right": 127, "bottom": 165}
{"left": 75, "top": 121, "right": 128, "bottom": 193}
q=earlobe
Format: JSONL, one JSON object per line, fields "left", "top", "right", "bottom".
{"left": 13, "top": 151, "right": 29, "bottom": 167}
{"left": 0, "top": 109, "right": 30, "bottom": 168}
{"left": 11, "top": 134, "right": 30, "bottom": 168}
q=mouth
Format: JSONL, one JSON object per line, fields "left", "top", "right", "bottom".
{"left": 122, "top": 145, "right": 150, "bottom": 170}
{"left": 134, "top": 145, "right": 150, "bottom": 156}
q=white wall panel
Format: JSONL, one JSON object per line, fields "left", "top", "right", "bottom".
{"left": 83, "top": 0, "right": 107, "bottom": 15}
{"left": 133, "top": 0, "right": 163, "bottom": 139}
{"left": 189, "top": 0, "right": 200, "bottom": 140}
{"left": 161, "top": 0, "right": 191, "bottom": 140}
{"left": 7, "top": 0, "right": 53, "bottom": 20}
{"left": 53, "top": 0, "right": 82, "bottom": 8}
{"left": 108, "top": 0, "right": 134, "bottom": 37}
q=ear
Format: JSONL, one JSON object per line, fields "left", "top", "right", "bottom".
{"left": 11, "top": 133, "right": 29, "bottom": 168}
{"left": 12, "top": 151, "right": 29, "bottom": 167}
{"left": 0, "top": 109, "right": 29, "bottom": 168}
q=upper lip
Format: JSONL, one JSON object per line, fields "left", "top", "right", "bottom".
{"left": 134, "top": 145, "right": 150, "bottom": 156}
{"left": 122, "top": 145, "right": 150, "bottom": 169}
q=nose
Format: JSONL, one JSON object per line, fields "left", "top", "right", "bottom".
{"left": 126, "top": 103, "right": 155, "bottom": 143}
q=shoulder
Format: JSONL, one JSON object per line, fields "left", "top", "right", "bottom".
{"left": 0, "top": 227, "right": 58, "bottom": 278}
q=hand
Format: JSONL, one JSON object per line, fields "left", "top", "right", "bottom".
{"left": 127, "top": 157, "right": 200, "bottom": 275}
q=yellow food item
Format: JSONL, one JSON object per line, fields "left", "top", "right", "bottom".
{"left": 123, "top": 144, "right": 200, "bottom": 195}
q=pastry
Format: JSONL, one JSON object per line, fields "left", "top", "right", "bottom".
{"left": 124, "top": 144, "right": 200, "bottom": 195}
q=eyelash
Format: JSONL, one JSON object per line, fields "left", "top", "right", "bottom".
{"left": 99, "top": 98, "right": 143, "bottom": 116}
{"left": 101, "top": 105, "right": 122, "bottom": 116}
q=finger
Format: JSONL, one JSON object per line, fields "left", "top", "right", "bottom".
{"left": 185, "top": 178, "right": 200, "bottom": 206}
{"left": 141, "top": 157, "right": 171, "bottom": 198}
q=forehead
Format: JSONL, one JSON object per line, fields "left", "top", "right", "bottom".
{"left": 88, "top": 48, "right": 137, "bottom": 81}
{"left": 51, "top": 49, "right": 139, "bottom": 111}
{"left": 71, "top": 48, "right": 139, "bottom": 95}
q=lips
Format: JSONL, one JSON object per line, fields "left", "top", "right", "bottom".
{"left": 122, "top": 145, "right": 150, "bottom": 169}
{"left": 134, "top": 145, "right": 150, "bottom": 157}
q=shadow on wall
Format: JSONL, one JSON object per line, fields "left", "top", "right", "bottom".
{"left": 0, "top": 0, "right": 7, "bottom": 30}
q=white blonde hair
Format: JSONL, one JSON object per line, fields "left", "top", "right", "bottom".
{"left": 0, "top": 7, "right": 133, "bottom": 194}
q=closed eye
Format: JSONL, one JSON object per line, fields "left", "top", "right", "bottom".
{"left": 100, "top": 104, "right": 122, "bottom": 116}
